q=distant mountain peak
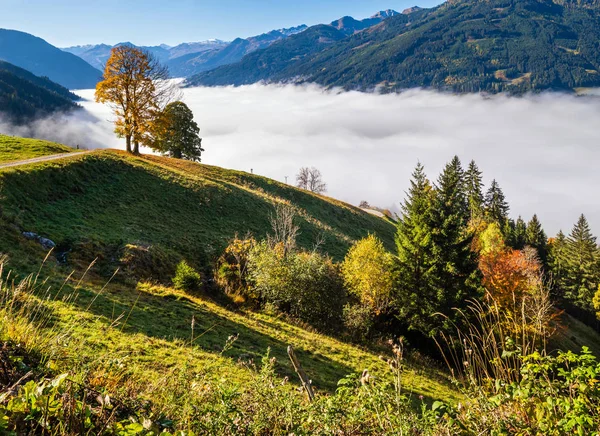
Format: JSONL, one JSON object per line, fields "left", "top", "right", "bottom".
{"left": 402, "top": 6, "right": 423, "bottom": 14}
{"left": 371, "top": 9, "right": 399, "bottom": 19}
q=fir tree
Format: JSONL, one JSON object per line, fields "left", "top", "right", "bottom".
{"left": 525, "top": 214, "right": 548, "bottom": 265}
{"left": 564, "top": 215, "right": 600, "bottom": 310}
{"left": 513, "top": 216, "right": 527, "bottom": 250}
{"left": 484, "top": 179, "right": 509, "bottom": 227}
{"left": 426, "top": 157, "right": 481, "bottom": 336}
{"left": 548, "top": 230, "right": 568, "bottom": 298}
{"left": 465, "top": 160, "right": 484, "bottom": 221}
{"left": 395, "top": 163, "right": 436, "bottom": 331}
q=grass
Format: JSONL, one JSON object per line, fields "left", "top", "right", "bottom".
{"left": 0, "top": 150, "right": 396, "bottom": 266}
{"left": 0, "top": 144, "right": 461, "bottom": 424}
{"left": 0, "top": 134, "right": 74, "bottom": 163}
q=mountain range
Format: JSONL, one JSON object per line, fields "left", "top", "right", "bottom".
{"left": 62, "top": 25, "right": 309, "bottom": 78}
{"left": 189, "top": 0, "right": 600, "bottom": 93}
{"left": 0, "top": 29, "right": 102, "bottom": 89}
{"left": 61, "top": 11, "right": 399, "bottom": 79}
{"left": 0, "top": 60, "right": 79, "bottom": 123}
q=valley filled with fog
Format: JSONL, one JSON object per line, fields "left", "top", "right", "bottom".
{"left": 5, "top": 84, "right": 600, "bottom": 235}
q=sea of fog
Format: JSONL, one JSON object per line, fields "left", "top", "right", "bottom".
{"left": 2, "top": 84, "right": 600, "bottom": 236}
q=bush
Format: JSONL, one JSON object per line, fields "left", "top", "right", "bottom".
{"left": 343, "top": 303, "right": 375, "bottom": 342}
{"left": 341, "top": 234, "right": 397, "bottom": 314}
{"left": 215, "top": 237, "right": 256, "bottom": 301}
{"left": 172, "top": 260, "right": 202, "bottom": 292}
{"left": 248, "top": 242, "right": 346, "bottom": 330}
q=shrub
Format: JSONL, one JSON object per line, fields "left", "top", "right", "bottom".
{"left": 215, "top": 237, "right": 256, "bottom": 301}
{"left": 248, "top": 242, "right": 346, "bottom": 330}
{"left": 343, "top": 303, "right": 375, "bottom": 342}
{"left": 341, "top": 234, "right": 397, "bottom": 314}
{"left": 172, "top": 260, "right": 202, "bottom": 293}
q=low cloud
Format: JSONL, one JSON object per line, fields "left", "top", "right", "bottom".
{"left": 5, "top": 85, "right": 600, "bottom": 236}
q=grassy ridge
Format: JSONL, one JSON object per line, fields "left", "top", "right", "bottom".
{"left": 0, "top": 142, "right": 458, "bottom": 423}
{"left": 0, "top": 134, "right": 74, "bottom": 163}
{"left": 0, "top": 150, "right": 395, "bottom": 265}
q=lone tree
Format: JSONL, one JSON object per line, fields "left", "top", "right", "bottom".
{"left": 153, "top": 101, "right": 204, "bottom": 161}
{"left": 95, "top": 46, "right": 176, "bottom": 154}
{"left": 296, "top": 167, "right": 327, "bottom": 194}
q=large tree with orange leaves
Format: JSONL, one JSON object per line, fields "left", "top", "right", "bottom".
{"left": 95, "top": 46, "right": 175, "bottom": 154}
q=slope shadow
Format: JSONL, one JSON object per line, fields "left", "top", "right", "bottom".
{"left": 67, "top": 283, "right": 356, "bottom": 393}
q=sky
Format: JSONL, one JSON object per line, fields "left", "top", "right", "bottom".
{"left": 2, "top": 84, "right": 600, "bottom": 236}
{"left": 0, "top": 0, "right": 442, "bottom": 47}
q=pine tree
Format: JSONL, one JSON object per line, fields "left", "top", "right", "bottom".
{"left": 564, "top": 215, "right": 600, "bottom": 310}
{"left": 548, "top": 230, "right": 568, "bottom": 298}
{"left": 525, "top": 214, "right": 548, "bottom": 265}
{"left": 465, "top": 160, "right": 484, "bottom": 221}
{"left": 484, "top": 179, "right": 509, "bottom": 227}
{"left": 513, "top": 216, "right": 527, "bottom": 250}
{"left": 396, "top": 163, "right": 436, "bottom": 331}
{"left": 426, "top": 157, "right": 481, "bottom": 336}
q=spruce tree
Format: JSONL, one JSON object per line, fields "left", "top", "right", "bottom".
{"left": 513, "top": 216, "right": 527, "bottom": 250}
{"left": 484, "top": 179, "right": 509, "bottom": 227}
{"left": 426, "top": 156, "right": 481, "bottom": 336}
{"left": 525, "top": 214, "right": 548, "bottom": 265}
{"left": 396, "top": 163, "right": 436, "bottom": 331}
{"left": 465, "top": 160, "right": 484, "bottom": 221}
{"left": 564, "top": 215, "right": 600, "bottom": 310}
{"left": 548, "top": 230, "right": 568, "bottom": 298}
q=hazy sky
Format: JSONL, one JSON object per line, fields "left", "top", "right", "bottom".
{"left": 0, "top": 0, "right": 442, "bottom": 47}
{"left": 3, "top": 84, "right": 599, "bottom": 236}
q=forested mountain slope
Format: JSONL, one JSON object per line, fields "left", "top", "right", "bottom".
{"left": 0, "top": 60, "right": 79, "bottom": 122}
{"left": 190, "top": 0, "right": 600, "bottom": 93}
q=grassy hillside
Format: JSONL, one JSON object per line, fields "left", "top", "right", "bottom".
{"left": 0, "top": 143, "right": 459, "bottom": 432}
{"left": 0, "top": 134, "right": 74, "bottom": 163}
{"left": 0, "top": 149, "right": 395, "bottom": 272}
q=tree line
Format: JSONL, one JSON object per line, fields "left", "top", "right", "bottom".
{"left": 202, "top": 156, "right": 600, "bottom": 348}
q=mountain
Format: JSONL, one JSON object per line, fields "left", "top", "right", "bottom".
{"left": 169, "top": 26, "right": 310, "bottom": 77}
{"left": 61, "top": 25, "right": 307, "bottom": 79}
{"left": 187, "top": 25, "right": 348, "bottom": 86}
{"left": 188, "top": 0, "right": 600, "bottom": 93}
{"left": 186, "top": 10, "right": 402, "bottom": 87}
{"left": 331, "top": 10, "right": 399, "bottom": 35}
{"left": 0, "top": 60, "right": 79, "bottom": 123}
{"left": 62, "top": 42, "right": 178, "bottom": 71}
{"left": 0, "top": 29, "right": 102, "bottom": 89}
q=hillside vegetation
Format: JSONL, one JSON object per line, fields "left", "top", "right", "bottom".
{"left": 0, "top": 134, "right": 74, "bottom": 162}
{"left": 190, "top": 0, "right": 600, "bottom": 93}
{"left": 0, "top": 61, "right": 79, "bottom": 122}
{"left": 0, "top": 140, "right": 464, "bottom": 433}
{"left": 0, "top": 149, "right": 395, "bottom": 272}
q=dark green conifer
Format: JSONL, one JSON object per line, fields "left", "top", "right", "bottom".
{"left": 484, "top": 179, "right": 509, "bottom": 227}
{"left": 513, "top": 216, "right": 527, "bottom": 250}
{"left": 395, "top": 163, "right": 436, "bottom": 332}
{"left": 525, "top": 214, "right": 548, "bottom": 265}
{"left": 563, "top": 215, "right": 600, "bottom": 310}
{"left": 426, "top": 157, "right": 481, "bottom": 336}
{"left": 465, "top": 160, "right": 484, "bottom": 221}
{"left": 548, "top": 230, "right": 568, "bottom": 298}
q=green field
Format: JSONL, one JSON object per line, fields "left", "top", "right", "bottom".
{"left": 0, "top": 134, "right": 74, "bottom": 163}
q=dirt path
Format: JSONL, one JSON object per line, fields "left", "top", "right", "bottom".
{"left": 0, "top": 151, "right": 93, "bottom": 170}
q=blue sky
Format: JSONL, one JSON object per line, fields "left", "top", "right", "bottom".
{"left": 0, "top": 0, "right": 442, "bottom": 47}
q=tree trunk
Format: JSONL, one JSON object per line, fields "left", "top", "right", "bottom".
{"left": 133, "top": 141, "right": 140, "bottom": 155}
{"left": 126, "top": 135, "right": 132, "bottom": 153}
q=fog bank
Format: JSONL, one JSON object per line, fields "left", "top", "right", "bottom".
{"left": 5, "top": 84, "right": 600, "bottom": 235}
